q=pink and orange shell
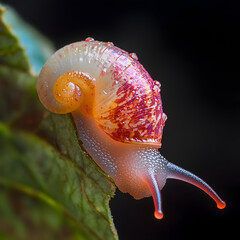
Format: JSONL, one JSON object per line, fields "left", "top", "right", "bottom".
{"left": 38, "top": 38, "right": 167, "bottom": 148}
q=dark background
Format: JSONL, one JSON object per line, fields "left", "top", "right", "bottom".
{"left": 2, "top": 0, "right": 239, "bottom": 239}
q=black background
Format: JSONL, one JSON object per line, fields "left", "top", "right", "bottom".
{"left": 2, "top": 0, "right": 239, "bottom": 239}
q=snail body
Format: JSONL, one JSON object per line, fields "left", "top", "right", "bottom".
{"left": 37, "top": 38, "right": 225, "bottom": 219}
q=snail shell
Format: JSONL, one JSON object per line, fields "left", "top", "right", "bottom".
{"left": 38, "top": 38, "right": 166, "bottom": 147}
{"left": 37, "top": 38, "right": 225, "bottom": 219}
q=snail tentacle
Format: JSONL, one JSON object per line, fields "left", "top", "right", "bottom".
{"left": 145, "top": 171, "right": 164, "bottom": 219}
{"left": 166, "top": 162, "right": 226, "bottom": 209}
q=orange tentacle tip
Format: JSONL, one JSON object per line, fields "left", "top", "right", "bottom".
{"left": 154, "top": 211, "right": 164, "bottom": 220}
{"left": 217, "top": 201, "right": 226, "bottom": 209}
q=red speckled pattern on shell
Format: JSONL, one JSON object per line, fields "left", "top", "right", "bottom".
{"left": 94, "top": 44, "right": 167, "bottom": 147}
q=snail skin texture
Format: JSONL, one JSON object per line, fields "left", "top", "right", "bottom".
{"left": 37, "top": 38, "right": 226, "bottom": 219}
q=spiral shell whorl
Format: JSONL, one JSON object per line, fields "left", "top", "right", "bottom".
{"left": 37, "top": 41, "right": 99, "bottom": 114}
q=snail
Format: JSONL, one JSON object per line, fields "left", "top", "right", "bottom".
{"left": 37, "top": 37, "right": 226, "bottom": 219}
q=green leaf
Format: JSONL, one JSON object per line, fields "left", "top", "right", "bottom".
{"left": 0, "top": 4, "right": 117, "bottom": 240}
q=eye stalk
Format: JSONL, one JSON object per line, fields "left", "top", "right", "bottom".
{"left": 166, "top": 162, "right": 226, "bottom": 210}
{"left": 145, "top": 154, "right": 226, "bottom": 219}
{"left": 145, "top": 171, "right": 164, "bottom": 219}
